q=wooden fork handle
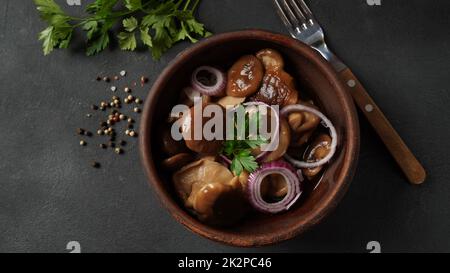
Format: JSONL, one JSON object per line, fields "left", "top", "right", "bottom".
{"left": 339, "top": 68, "right": 426, "bottom": 185}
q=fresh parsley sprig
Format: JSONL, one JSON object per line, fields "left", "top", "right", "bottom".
{"left": 222, "top": 106, "right": 269, "bottom": 176}
{"left": 34, "top": 0, "right": 211, "bottom": 59}
{"left": 222, "top": 138, "right": 268, "bottom": 176}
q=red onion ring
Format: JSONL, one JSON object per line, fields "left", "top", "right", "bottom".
{"left": 281, "top": 104, "right": 338, "bottom": 169}
{"left": 247, "top": 161, "right": 302, "bottom": 214}
{"left": 191, "top": 66, "right": 226, "bottom": 97}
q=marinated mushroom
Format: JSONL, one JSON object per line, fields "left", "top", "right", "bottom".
{"left": 226, "top": 55, "right": 264, "bottom": 97}
{"left": 263, "top": 117, "right": 291, "bottom": 162}
{"left": 173, "top": 159, "right": 248, "bottom": 225}
{"left": 287, "top": 102, "right": 321, "bottom": 147}
{"left": 181, "top": 102, "right": 225, "bottom": 154}
{"left": 302, "top": 134, "right": 332, "bottom": 180}
{"left": 162, "top": 153, "right": 195, "bottom": 171}
{"left": 260, "top": 173, "right": 288, "bottom": 200}
{"left": 217, "top": 96, "right": 246, "bottom": 109}
{"left": 256, "top": 48, "right": 285, "bottom": 71}
{"left": 250, "top": 73, "right": 298, "bottom": 107}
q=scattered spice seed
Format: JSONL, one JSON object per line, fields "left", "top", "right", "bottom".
{"left": 134, "top": 107, "right": 141, "bottom": 113}
{"left": 124, "top": 98, "right": 130, "bottom": 104}
{"left": 125, "top": 129, "right": 130, "bottom": 135}
{"left": 103, "top": 76, "right": 110, "bottom": 82}
{"left": 114, "top": 147, "right": 123, "bottom": 154}
{"left": 119, "top": 114, "right": 126, "bottom": 120}
{"left": 113, "top": 75, "right": 119, "bottom": 81}
{"left": 77, "top": 128, "right": 85, "bottom": 135}
{"left": 91, "top": 104, "right": 99, "bottom": 110}
{"left": 111, "top": 86, "right": 117, "bottom": 92}
{"left": 135, "top": 98, "right": 142, "bottom": 104}
{"left": 86, "top": 114, "right": 92, "bottom": 118}
{"left": 85, "top": 131, "right": 93, "bottom": 137}
{"left": 129, "top": 131, "right": 137, "bottom": 137}
{"left": 96, "top": 76, "right": 102, "bottom": 81}
{"left": 127, "top": 95, "right": 134, "bottom": 101}
{"left": 80, "top": 140, "right": 87, "bottom": 146}
{"left": 120, "top": 70, "right": 127, "bottom": 77}
{"left": 124, "top": 87, "right": 131, "bottom": 93}
{"left": 97, "top": 130, "right": 104, "bottom": 135}
{"left": 127, "top": 118, "right": 134, "bottom": 124}
{"left": 99, "top": 144, "right": 107, "bottom": 149}
{"left": 140, "top": 76, "right": 148, "bottom": 85}
{"left": 91, "top": 161, "right": 101, "bottom": 168}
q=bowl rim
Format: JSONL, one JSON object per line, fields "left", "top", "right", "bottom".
{"left": 139, "top": 29, "right": 360, "bottom": 247}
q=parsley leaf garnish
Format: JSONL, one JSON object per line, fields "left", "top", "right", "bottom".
{"left": 34, "top": 0, "right": 210, "bottom": 59}
{"left": 221, "top": 107, "right": 269, "bottom": 176}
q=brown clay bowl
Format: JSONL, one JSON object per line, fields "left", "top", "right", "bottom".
{"left": 139, "top": 30, "right": 360, "bottom": 247}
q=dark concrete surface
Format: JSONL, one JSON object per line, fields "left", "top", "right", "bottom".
{"left": 0, "top": 0, "right": 449, "bottom": 253}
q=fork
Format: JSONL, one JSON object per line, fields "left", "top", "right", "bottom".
{"left": 273, "top": 0, "right": 426, "bottom": 184}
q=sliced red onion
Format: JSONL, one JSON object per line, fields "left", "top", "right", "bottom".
{"left": 191, "top": 66, "right": 226, "bottom": 97}
{"left": 220, "top": 154, "right": 232, "bottom": 166}
{"left": 281, "top": 104, "right": 338, "bottom": 169}
{"left": 247, "top": 161, "right": 302, "bottom": 214}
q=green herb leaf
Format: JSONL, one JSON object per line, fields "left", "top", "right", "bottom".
{"left": 117, "top": 32, "right": 137, "bottom": 51}
{"left": 124, "top": 0, "right": 142, "bottom": 11}
{"left": 82, "top": 21, "right": 98, "bottom": 40}
{"left": 38, "top": 26, "right": 56, "bottom": 55}
{"left": 86, "top": 31, "right": 109, "bottom": 56}
{"left": 123, "top": 16, "right": 138, "bottom": 32}
{"left": 231, "top": 158, "right": 244, "bottom": 177}
{"left": 34, "top": 0, "right": 210, "bottom": 59}
{"left": 140, "top": 26, "right": 153, "bottom": 47}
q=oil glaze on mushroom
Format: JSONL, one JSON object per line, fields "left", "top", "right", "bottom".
{"left": 226, "top": 55, "right": 264, "bottom": 97}
{"left": 173, "top": 159, "right": 248, "bottom": 225}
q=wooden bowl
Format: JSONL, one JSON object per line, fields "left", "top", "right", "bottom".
{"left": 139, "top": 30, "right": 360, "bottom": 247}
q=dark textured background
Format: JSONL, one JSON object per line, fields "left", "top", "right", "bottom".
{"left": 0, "top": 0, "right": 449, "bottom": 253}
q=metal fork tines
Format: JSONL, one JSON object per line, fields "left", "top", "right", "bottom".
{"left": 273, "top": 0, "right": 346, "bottom": 71}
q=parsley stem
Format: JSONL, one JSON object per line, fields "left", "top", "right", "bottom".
{"left": 191, "top": 0, "right": 201, "bottom": 12}
{"left": 183, "top": 0, "right": 192, "bottom": 11}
